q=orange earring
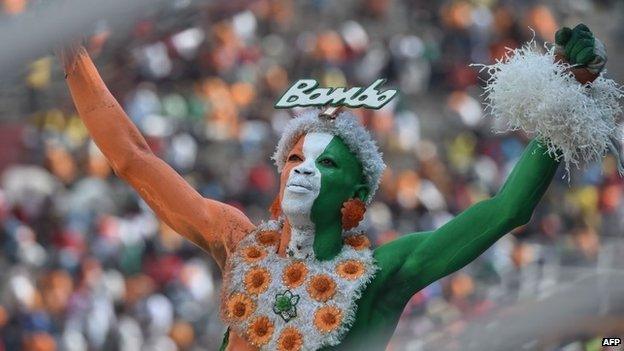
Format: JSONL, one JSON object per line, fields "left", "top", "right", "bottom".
{"left": 341, "top": 198, "right": 366, "bottom": 230}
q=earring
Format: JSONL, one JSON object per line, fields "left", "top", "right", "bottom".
{"left": 341, "top": 198, "right": 366, "bottom": 230}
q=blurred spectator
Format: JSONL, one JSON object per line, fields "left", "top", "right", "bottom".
{"left": 0, "top": 0, "right": 623, "bottom": 350}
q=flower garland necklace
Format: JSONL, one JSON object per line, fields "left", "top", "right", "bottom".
{"left": 221, "top": 218, "right": 378, "bottom": 351}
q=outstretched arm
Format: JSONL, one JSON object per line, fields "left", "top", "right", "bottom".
{"left": 377, "top": 24, "right": 612, "bottom": 300}
{"left": 376, "top": 139, "right": 559, "bottom": 299}
{"left": 61, "top": 46, "right": 254, "bottom": 267}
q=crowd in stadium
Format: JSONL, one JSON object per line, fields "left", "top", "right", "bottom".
{"left": 0, "top": 0, "right": 622, "bottom": 350}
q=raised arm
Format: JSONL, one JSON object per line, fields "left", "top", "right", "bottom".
{"left": 378, "top": 24, "right": 615, "bottom": 299}
{"left": 381, "top": 139, "right": 559, "bottom": 297}
{"left": 61, "top": 46, "right": 254, "bottom": 267}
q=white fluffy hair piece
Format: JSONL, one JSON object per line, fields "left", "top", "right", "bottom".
{"left": 273, "top": 109, "right": 386, "bottom": 203}
{"left": 477, "top": 41, "right": 624, "bottom": 176}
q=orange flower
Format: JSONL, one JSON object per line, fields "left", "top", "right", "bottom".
{"left": 341, "top": 198, "right": 366, "bottom": 230}
{"left": 314, "top": 306, "right": 343, "bottom": 333}
{"left": 256, "top": 230, "right": 280, "bottom": 246}
{"left": 244, "top": 267, "right": 271, "bottom": 295}
{"left": 344, "top": 234, "right": 370, "bottom": 250}
{"left": 225, "top": 293, "right": 255, "bottom": 321}
{"left": 282, "top": 262, "right": 308, "bottom": 288}
{"left": 277, "top": 327, "right": 303, "bottom": 351}
{"left": 307, "top": 274, "right": 336, "bottom": 302}
{"left": 336, "top": 259, "right": 365, "bottom": 280}
{"left": 242, "top": 245, "right": 267, "bottom": 263}
{"left": 247, "top": 315, "right": 274, "bottom": 346}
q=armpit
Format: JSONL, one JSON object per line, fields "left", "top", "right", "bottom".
{"left": 205, "top": 201, "right": 256, "bottom": 270}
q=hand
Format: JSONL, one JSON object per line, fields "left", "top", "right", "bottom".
{"left": 55, "top": 29, "right": 109, "bottom": 78}
{"left": 554, "top": 23, "right": 607, "bottom": 84}
{"left": 54, "top": 37, "right": 89, "bottom": 79}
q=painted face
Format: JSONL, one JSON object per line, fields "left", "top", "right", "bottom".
{"left": 279, "top": 132, "right": 367, "bottom": 230}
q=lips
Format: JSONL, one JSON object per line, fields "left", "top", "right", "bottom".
{"left": 287, "top": 184, "right": 312, "bottom": 193}
{"left": 286, "top": 180, "right": 315, "bottom": 193}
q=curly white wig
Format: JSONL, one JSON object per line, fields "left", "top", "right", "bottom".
{"left": 272, "top": 109, "right": 385, "bottom": 204}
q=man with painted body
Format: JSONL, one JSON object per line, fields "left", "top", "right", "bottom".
{"left": 59, "top": 24, "right": 607, "bottom": 350}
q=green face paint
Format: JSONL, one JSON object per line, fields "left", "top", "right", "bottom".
{"left": 311, "top": 136, "right": 367, "bottom": 259}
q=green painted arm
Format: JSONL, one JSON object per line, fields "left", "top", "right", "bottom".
{"left": 379, "top": 139, "right": 560, "bottom": 299}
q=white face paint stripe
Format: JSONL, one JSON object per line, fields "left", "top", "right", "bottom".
{"left": 283, "top": 132, "right": 333, "bottom": 218}
{"left": 281, "top": 132, "right": 334, "bottom": 258}
{"left": 301, "top": 132, "right": 334, "bottom": 175}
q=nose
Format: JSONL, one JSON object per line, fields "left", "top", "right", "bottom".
{"left": 294, "top": 168, "right": 313, "bottom": 175}
{"left": 293, "top": 162, "right": 315, "bottom": 176}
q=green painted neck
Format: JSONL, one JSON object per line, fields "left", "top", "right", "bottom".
{"left": 306, "top": 136, "right": 368, "bottom": 261}
{"left": 312, "top": 220, "right": 343, "bottom": 261}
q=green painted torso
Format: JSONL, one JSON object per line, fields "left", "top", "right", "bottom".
{"left": 319, "top": 250, "right": 409, "bottom": 351}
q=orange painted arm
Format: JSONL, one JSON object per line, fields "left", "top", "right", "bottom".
{"left": 62, "top": 46, "right": 254, "bottom": 267}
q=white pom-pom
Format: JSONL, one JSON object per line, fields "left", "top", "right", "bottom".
{"left": 475, "top": 41, "right": 624, "bottom": 176}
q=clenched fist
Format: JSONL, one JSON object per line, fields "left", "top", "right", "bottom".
{"left": 554, "top": 23, "right": 607, "bottom": 84}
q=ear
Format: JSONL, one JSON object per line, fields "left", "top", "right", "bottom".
{"left": 353, "top": 184, "right": 370, "bottom": 203}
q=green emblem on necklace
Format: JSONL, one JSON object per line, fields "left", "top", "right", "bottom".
{"left": 273, "top": 290, "right": 300, "bottom": 322}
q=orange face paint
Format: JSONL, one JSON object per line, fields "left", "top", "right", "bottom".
{"left": 275, "top": 135, "right": 305, "bottom": 256}
{"left": 277, "top": 135, "right": 305, "bottom": 211}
